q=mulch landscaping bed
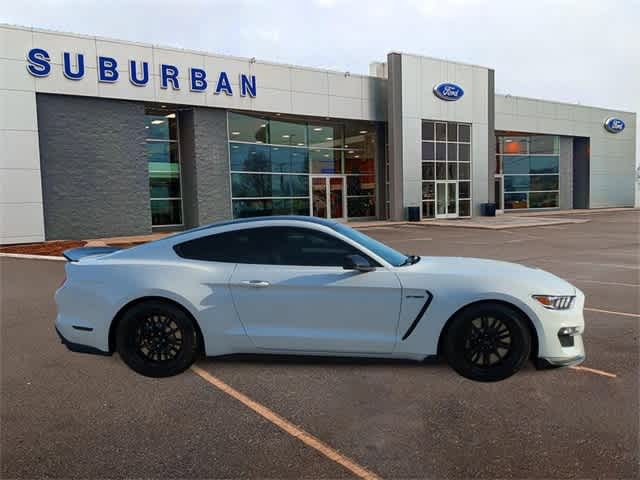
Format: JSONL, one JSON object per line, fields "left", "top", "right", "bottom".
{"left": 0, "top": 240, "right": 87, "bottom": 257}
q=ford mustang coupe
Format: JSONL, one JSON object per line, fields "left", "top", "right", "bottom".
{"left": 55, "top": 216, "right": 585, "bottom": 381}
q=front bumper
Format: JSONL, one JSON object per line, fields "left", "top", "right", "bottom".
{"left": 55, "top": 326, "right": 111, "bottom": 356}
{"left": 539, "top": 354, "right": 585, "bottom": 368}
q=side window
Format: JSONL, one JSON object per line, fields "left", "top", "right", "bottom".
{"left": 174, "top": 226, "right": 378, "bottom": 267}
{"left": 174, "top": 229, "right": 262, "bottom": 263}
{"left": 271, "top": 227, "right": 378, "bottom": 267}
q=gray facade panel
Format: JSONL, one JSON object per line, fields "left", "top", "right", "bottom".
{"left": 191, "top": 108, "right": 231, "bottom": 225}
{"left": 386, "top": 53, "right": 404, "bottom": 221}
{"left": 559, "top": 137, "right": 574, "bottom": 209}
{"left": 36, "top": 94, "right": 150, "bottom": 240}
{"left": 487, "top": 69, "right": 496, "bottom": 203}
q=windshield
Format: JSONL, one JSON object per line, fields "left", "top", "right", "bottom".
{"left": 332, "top": 223, "right": 410, "bottom": 267}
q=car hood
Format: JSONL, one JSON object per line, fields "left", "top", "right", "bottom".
{"left": 399, "top": 256, "right": 576, "bottom": 295}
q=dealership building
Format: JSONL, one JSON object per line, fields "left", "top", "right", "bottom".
{"left": 0, "top": 24, "right": 637, "bottom": 244}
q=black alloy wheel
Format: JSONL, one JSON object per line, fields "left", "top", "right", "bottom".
{"left": 117, "top": 300, "right": 199, "bottom": 377}
{"left": 464, "top": 315, "right": 512, "bottom": 368}
{"left": 443, "top": 303, "right": 531, "bottom": 382}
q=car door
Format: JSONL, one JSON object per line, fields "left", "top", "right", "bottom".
{"left": 228, "top": 226, "right": 403, "bottom": 354}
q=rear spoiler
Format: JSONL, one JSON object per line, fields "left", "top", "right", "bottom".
{"left": 62, "top": 247, "right": 122, "bottom": 262}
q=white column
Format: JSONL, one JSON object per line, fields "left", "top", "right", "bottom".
{"left": 0, "top": 25, "right": 45, "bottom": 244}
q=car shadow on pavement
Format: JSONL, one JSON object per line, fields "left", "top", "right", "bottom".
{"left": 195, "top": 353, "right": 443, "bottom": 368}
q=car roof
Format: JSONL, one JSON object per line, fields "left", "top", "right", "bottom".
{"left": 169, "top": 216, "right": 339, "bottom": 240}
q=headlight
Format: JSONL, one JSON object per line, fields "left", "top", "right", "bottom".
{"left": 532, "top": 295, "right": 575, "bottom": 310}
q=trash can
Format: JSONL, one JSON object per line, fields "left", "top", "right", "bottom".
{"left": 480, "top": 203, "right": 497, "bottom": 217}
{"left": 407, "top": 206, "right": 421, "bottom": 221}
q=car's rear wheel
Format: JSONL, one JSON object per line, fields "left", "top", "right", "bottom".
{"left": 443, "top": 303, "right": 531, "bottom": 382}
{"left": 116, "top": 300, "right": 199, "bottom": 378}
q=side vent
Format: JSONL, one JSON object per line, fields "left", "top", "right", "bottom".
{"left": 401, "top": 291, "right": 434, "bottom": 341}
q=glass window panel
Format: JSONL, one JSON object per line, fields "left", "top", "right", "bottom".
{"left": 422, "top": 122, "right": 434, "bottom": 141}
{"left": 435, "top": 123, "right": 447, "bottom": 141}
{"left": 151, "top": 199, "right": 182, "bottom": 225}
{"left": 504, "top": 175, "right": 530, "bottom": 192}
{"left": 233, "top": 199, "right": 310, "bottom": 218}
{"left": 148, "top": 162, "right": 180, "bottom": 177}
{"left": 436, "top": 142, "right": 446, "bottom": 160}
{"left": 504, "top": 193, "right": 528, "bottom": 209}
{"left": 150, "top": 176, "right": 180, "bottom": 198}
{"left": 145, "top": 114, "right": 177, "bottom": 140}
{"left": 459, "top": 199, "right": 471, "bottom": 217}
{"left": 529, "top": 192, "right": 559, "bottom": 208}
{"left": 347, "top": 197, "right": 376, "bottom": 218}
{"left": 270, "top": 146, "right": 309, "bottom": 173}
{"left": 458, "top": 143, "right": 470, "bottom": 161}
{"left": 229, "top": 143, "right": 271, "bottom": 172}
{"left": 270, "top": 120, "right": 307, "bottom": 146}
{"left": 422, "top": 201, "right": 435, "bottom": 219}
{"left": 309, "top": 124, "right": 343, "bottom": 148}
{"left": 231, "top": 173, "right": 309, "bottom": 198}
{"left": 447, "top": 123, "right": 458, "bottom": 142}
{"left": 422, "top": 141, "right": 435, "bottom": 161}
{"left": 530, "top": 136, "right": 558, "bottom": 154}
{"left": 344, "top": 151, "right": 374, "bottom": 174}
{"left": 447, "top": 143, "right": 457, "bottom": 162}
{"left": 422, "top": 181, "right": 435, "bottom": 201}
{"left": 447, "top": 162, "right": 457, "bottom": 180}
{"left": 530, "top": 155, "right": 559, "bottom": 174}
{"left": 530, "top": 175, "right": 559, "bottom": 191}
{"left": 459, "top": 181, "right": 471, "bottom": 199}
{"left": 459, "top": 163, "right": 470, "bottom": 180}
{"left": 347, "top": 175, "right": 376, "bottom": 196}
{"left": 310, "top": 149, "right": 341, "bottom": 174}
{"left": 499, "top": 136, "right": 528, "bottom": 154}
{"left": 228, "top": 112, "right": 268, "bottom": 143}
{"left": 458, "top": 124, "right": 471, "bottom": 142}
{"left": 344, "top": 125, "right": 372, "bottom": 150}
{"left": 436, "top": 162, "right": 446, "bottom": 180}
{"left": 146, "top": 142, "right": 179, "bottom": 164}
{"left": 422, "top": 162, "right": 435, "bottom": 180}
{"left": 502, "top": 156, "right": 529, "bottom": 174}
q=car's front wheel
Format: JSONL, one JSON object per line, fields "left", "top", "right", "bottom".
{"left": 443, "top": 302, "right": 532, "bottom": 382}
{"left": 116, "top": 300, "right": 199, "bottom": 377}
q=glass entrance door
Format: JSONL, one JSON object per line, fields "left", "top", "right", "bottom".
{"left": 435, "top": 181, "right": 458, "bottom": 218}
{"left": 310, "top": 176, "right": 346, "bottom": 220}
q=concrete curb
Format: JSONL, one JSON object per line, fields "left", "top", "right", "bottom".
{"left": 0, "top": 253, "right": 66, "bottom": 262}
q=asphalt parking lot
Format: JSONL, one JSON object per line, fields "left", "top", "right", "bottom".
{"left": 1, "top": 210, "right": 638, "bottom": 479}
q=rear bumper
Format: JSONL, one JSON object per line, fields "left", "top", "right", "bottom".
{"left": 55, "top": 326, "right": 111, "bottom": 356}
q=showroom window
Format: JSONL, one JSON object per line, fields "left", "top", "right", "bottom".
{"left": 421, "top": 121, "right": 472, "bottom": 218}
{"left": 228, "top": 112, "right": 377, "bottom": 219}
{"left": 496, "top": 135, "right": 559, "bottom": 209}
{"left": 145, "top": 109, "right": 183, "bottom": 227}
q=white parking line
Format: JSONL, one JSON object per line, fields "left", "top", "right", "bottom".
{"left": 584, "top": 307, "right": 640, "bottom": 318}
{"left": 0, "top": 253, "right": 65, "bottom": 262}
{"left": 191, "top": 366, "right": 382, "bottom": 480}
{"left": 569, "top": 366, "right": 617, "bottom": 378}
{"left": 572, "top": 279, "right": 640, "bottom": 288}
{"left": 389, "top": 237, "right": 433, "bottom": 243}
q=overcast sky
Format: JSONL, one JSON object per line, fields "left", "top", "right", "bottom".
{"left": 3, "top": 0, "right": 639, "bottom": 159}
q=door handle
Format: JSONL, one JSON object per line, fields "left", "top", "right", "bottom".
{"left": 240, "top": 280, "right": 271, "bottom": 288}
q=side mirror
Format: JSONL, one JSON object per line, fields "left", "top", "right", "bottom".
{"left": 343, "top": 254, "right": 375, "bottom": 273}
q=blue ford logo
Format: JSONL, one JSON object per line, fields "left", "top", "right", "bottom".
{"left": 604, "top": 117, "right": 625, "bottom": 133}
{"left": 433, "top": 82, "right": 464, "bottom": 101}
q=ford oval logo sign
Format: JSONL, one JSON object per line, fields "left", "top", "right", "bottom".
{"left": 604, "top": 117, "right": 625, "bottom": 134}
{"left": 433, "top": 82, "right": 464, "bottom": 101}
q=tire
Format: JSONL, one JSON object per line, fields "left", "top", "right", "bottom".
{"left": 443, "top": 303, "right": 531, "bottom": 382}
{"left": 116, "top": 300, "right": 199, "bottom": 378}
